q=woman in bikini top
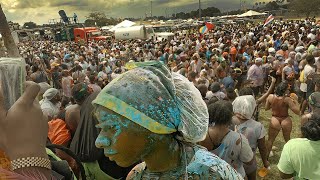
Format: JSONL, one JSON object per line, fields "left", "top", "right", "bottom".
{"left": 265, "top": 82, "right": 300, "bottom": 159}
{"left": 271, "top": 96, "right": 289, "bottom": 119}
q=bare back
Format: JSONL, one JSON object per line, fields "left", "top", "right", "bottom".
{"left": 270, "top": 95, "right": 289, "bottom": 118}
{"left": 65, "top": 104, "right": 81, "bottom": 135}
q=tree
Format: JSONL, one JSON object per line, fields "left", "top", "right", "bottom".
{"left": 175, "top": 6, "right": 221, "bottom": 19}
{"left": 265, "top": 1, "right": 280, "bottom": 10}
{"left": 84, "top": 12, "right": 119, "bottom": 27}
{"left": 289, "top": 0, "right": 320, "bottom": 17}
{"left": 23, "top": 21, "right": 37, "bottom": 29}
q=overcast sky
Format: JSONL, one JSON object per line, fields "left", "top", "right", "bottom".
{"left": 1, "top": 0, "right": 267, "bottom": 25}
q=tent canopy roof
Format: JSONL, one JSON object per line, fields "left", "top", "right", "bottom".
{"left": 238, "top": 10, "right": 267, "bottom": 17}
{"left": 110, "top": 20, "right": 136, "bottom": 32}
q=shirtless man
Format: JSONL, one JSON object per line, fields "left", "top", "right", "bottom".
{"left": 265, "top": 81, "right": 300, "bottom": 158}
{"left": 65, "top": 83, "right": 92, "bottom": 136}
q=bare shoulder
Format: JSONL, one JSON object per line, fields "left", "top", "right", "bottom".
{"left": 284, "top": 96, "right": 293, "bottom": 104}
{"left": 266, "top": 94, "right": 274, "bottom": 102}
{"left": 66, "top": 104, "right": 81, "bottom": 112}
{"left": 65, "top": 105, "right": 81, "bottom": 119}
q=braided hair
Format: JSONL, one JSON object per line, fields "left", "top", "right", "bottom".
{"left": 275, "top": 81, "right": 289, "bottom": 97}
{"left": 301, "top": 113, "right": 320, "bottom": 141}
{"left": 208, "top": 100, "right": 233, "bottom": 126}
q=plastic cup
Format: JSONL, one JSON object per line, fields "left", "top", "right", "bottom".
{"left": 258, "top": 167, "right": 269, "bottom": 178}
{"left": 0, "top": 58, "right": 26, "bottom": 110}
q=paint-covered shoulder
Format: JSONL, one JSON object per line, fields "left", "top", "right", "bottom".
{"left": 126, "top": 162, "right": 146, "bottom": 180}
{"left": 187, "top": 148, "right": 243, "bottom": 180}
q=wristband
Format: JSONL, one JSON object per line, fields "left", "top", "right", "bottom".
{"left": 11, "top": 157, "right": 51, "bottom": 171}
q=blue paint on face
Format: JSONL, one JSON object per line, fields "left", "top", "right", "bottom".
{"left": 104, "top": 149, "right": 118, "bottom": 155}
{"left": 96, "top": 135, "right": 111, "bottom": 147}
{"left": 94, "top": 107, "right": 130, "bottom": 156}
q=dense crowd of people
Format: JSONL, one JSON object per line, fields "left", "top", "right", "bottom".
{"left": 1, "top": 17, "right": 320, "bottom": 180}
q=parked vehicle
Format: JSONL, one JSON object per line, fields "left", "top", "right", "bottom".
{"left": 74, "top": 27, "right": 110, "bottom": 42}
{"left": 155, "top": 32, "right": 175, "bottom": 41}
{"left": 114, "top": 26, "right": 155, "bottom": 40}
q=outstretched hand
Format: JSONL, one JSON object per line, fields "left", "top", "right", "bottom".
{"left": 0, "top": 81, "right": 48, "bottom": 160}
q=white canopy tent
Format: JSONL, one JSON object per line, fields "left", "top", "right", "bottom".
{"left": 238, "top": 10, "right": 267, "bottom": 17}
{"left": 109, "top": 20, "right": 136, "bottom": 32}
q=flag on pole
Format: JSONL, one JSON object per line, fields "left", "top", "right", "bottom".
{"left": 205, "top": 22, "right": 214, "bottom": 30}
{"left": 263, "top": 14, "right": 274, "bottom": 27}
{"left": 199, "top": 26, "right": 208, "bottom": 34}
{"left": 199, "top": 22, "right": 215, "bottom": 34}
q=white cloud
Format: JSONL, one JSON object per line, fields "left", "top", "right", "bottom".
{"left": 1, "top": 0, "right": 263, "bottom": 25}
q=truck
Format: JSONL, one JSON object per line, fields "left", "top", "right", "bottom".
{"left": 114, "top": 26, "right": 155, "bottom": 40}
{"left": 155, "top": 32, "right": 175, "bottom": 42}
{"left": 74, "top": 27, "right": 110, "bottom": 42}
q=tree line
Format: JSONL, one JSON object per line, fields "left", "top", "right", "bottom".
{"left": 19, "top": 0, "right": 320, "bottom": 29}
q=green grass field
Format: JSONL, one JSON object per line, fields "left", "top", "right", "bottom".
{"left": 256, "top": 107, "right": 301, "bottom": 179}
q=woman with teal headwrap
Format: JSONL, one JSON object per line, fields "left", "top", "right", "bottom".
{"left": 92, "top": 61, "right": 242, "bottom": 179}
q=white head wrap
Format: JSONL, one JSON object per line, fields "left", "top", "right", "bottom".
{"left": 232, "top": 95, "right": 256, "bottom": 119}
{"left": 43, "top": 88, "right": 59, "bottom": 100}
{"left": 173, "top": 72, "right": 208, "bottom": 143}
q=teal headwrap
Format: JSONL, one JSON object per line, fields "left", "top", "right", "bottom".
{"left": 92, "top": 61, "right": 208, "bottom": 143}
{"left": 73, "top": 83, "right": 89, "bottom": 103}
{"left": 309, "top": 92, "right": 320, "bottom": 108}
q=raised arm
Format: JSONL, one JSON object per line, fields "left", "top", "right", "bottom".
{"left": 0, "top": 82, "right": 51, "bottom": 179}
{"left": 257, "top": 76, "right": 276, "bottom": 105}
{"left": 286, "top": 97, "right": 300, "bottom": 115}
{"left": 265, "top": 94, "right": 273, "bottom": 111}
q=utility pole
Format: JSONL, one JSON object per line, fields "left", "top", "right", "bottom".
{"left": 199, "top": 0, "right": 201, "bottom": 20}
{"left": 165, "top": 8, "right": 168, "bottom": 18}
{"left": 150, "top": 1, "right": 153, "bottom": 18}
